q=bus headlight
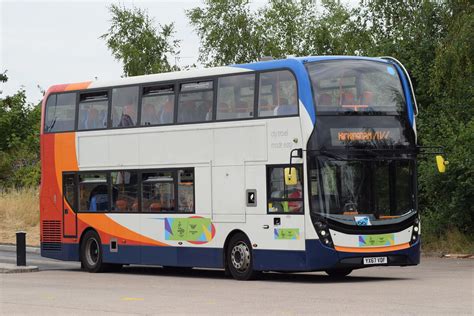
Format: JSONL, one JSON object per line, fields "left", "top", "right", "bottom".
{"left": 410, "top": 218, "right": 420, "bottom": 245}
{"left": 314, "top": 221, "right": 334, "bottom": 248}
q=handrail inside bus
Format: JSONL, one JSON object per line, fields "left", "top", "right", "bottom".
{"left": 379, "top": 56, "right": 419, "bottom": 117}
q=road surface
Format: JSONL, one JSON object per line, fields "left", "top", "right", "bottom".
{"left": 0, "top": 250, "right": 472, "bottom": 315}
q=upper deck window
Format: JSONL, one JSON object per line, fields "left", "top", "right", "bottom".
{"left": 141, "top": 84, "right": 175, "bottom": 126}
{"left": 111, "top": 86, "right": 139, "bottom": 128}
{"left": 306, "top": 60, "right": 406, "bottom": 114}
{"left": 78, "top": 92, "right": 108, "bottom": 130}
{"left": 216, "top": 74, "right": 255, "bottom": 120}
{"left": 177, "top": 81, "right": 213, "bottom": 123}
{"left": 258, "top": 70, "right": 298, "bottom": 117}
{"left": 44, "top": 93, "right": 76, "bottom": 133}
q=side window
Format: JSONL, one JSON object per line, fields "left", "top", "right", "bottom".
{"left": 141, "top": 171, "right": 175, "bottom": 212}
{"left": 63, "top": 173, "right": 76, "bottom": 209}
{"left": 267, "top": 166, "right": 303, "bottom": 213}
{"left": 141, "top": 85, "right": 175, "bottom": 126}
{"left": 111, "top": 86, "right": 139, "bottom": 128}
{"left": 111, "top": 171, "right": 138, "bottom": 212}
{"left": 258, "top": 70, "right": 298, "bottom": 117}
{"left": 216, "top": 74, "right": 255, "bottom": 120}
{"left": 79, "top": 172, "right": 108, "bottom": 212}
{"left": 141, "top": 169, "right": 194, "bottom": 213}
{"left": 44, "top": 93, "right": 76, "bottom": 132}
{"left": 78, "top": 92, "right": 108, "bottom": 130}
{"left": 177, "top": 81, "right": 213, "bottom": 123}
{"left": 177, "top": 169, "right": 194, "bottom": 213}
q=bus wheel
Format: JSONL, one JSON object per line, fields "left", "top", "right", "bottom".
{"left": 81, "top": 230, "right": 105, "bottom": 273}
{"left": 325, "top": 268, "right": 352, "bottom": 278}
{"left": 227, "top": 233, "right": 259, "bottom": 281}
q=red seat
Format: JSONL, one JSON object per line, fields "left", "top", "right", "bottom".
{"left": 149, "top": 202, "right": 161, "bottom": 212}
{"left": 318, "top": 93, "right": 332, "bottom": 106}
{"left": 115, "top": 199, "right": 127, "bottom": 212}
{"left": 341, "top": 92, "right": 355, "bottom": 105}
{"left": 362, "top": 91, "right": 374, "bottom": 105}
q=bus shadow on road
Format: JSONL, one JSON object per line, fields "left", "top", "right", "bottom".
{"left": 115, "top": 266, "right": 412, "bottom": 283}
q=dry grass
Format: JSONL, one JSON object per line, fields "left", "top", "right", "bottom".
{"left": 422, "top": 228, "right": 474, "bottom": 255}
{"left": 0, "top": 187, "right": 40, "bottom": 246}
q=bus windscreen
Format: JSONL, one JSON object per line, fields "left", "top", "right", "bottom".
{"left": 306, "top": 60, "right": 406, "bottom": 114}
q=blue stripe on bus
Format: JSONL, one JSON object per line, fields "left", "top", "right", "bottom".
{"left": 233, "top": 56, "right": 416, "bottom": 128}
{"left": 391, "top": 63, "right": 415, "bottom": 126}
{"left": 42, "top": 238, "right": 420, "bottom": 271}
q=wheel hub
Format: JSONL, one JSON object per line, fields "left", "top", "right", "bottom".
{"left": 231, "top": 242, "right": 250, "bottom": 272}
{"left": 85, "top": 238, "right": 99, "bottom": 266}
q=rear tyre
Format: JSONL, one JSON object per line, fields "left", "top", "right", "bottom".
{"left": 226, "top": 233, "right": 259, "bottom": 281}
{"left": 325, "top": 268, "right": 352, "bottom": 278}
{"left": 80, "top": 230, "right": 105, "bottom": 273}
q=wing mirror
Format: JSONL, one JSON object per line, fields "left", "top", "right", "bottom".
{"left": 436, "top": 155, "right": 448, "bottom": 173}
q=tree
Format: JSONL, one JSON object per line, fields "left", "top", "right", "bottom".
{"left": 187, "top": 0, "right": 260, "bottom": 66}
{"left": 0, "top": 87, "right": 41, "bottom": 188}
{"left": 101, "top": 4, "right": 180, "bottom": 76}
{"left": 187, "top": 0, "right": 362, "bottom": 66}
{"left": 417, "top": 2, "right": 473, "bottom": 236}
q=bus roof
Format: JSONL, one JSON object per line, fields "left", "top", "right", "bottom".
{"left": 45, "top": 55, "right": 389, "bottom": 95}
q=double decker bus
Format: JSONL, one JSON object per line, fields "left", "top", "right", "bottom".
{"left": 40, "top": 56, "right": 435, "bottom": 280}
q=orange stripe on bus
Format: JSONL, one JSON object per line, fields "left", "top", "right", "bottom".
{"left": 334, "top": 243, "right": 410, "bottom": 253}
{"left": 78, "top": 213, "right": 169, "bottom": 247}
{"left": 53, "top": 133, "right": 79, "bottom": 193}
{"left": 65, "top": 81, "right": 91, "bottom": 91}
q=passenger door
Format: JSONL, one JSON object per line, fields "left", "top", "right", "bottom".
{"left": 62, "top": 173, "right": 77, "bottom": 238}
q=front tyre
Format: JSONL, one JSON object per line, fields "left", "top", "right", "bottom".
{"left": 325, "top": 268, "right": 352, "bottom": 278}
{"left": 81, "top": 230, "right": 105, "bottom": 273}
{"left": 227, "top": 233, "right": 259, "bottom": 280}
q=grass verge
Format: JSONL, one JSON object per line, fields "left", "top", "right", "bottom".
{"left": 422, "top": 227, "right": 474, "bottom": 255}
{"left": 0, "top": 187, "right": 40, "bottom": 246}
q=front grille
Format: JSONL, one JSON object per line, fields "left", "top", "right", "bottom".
{"left": 42, "top": 220, "right": 61, "bottom": 251}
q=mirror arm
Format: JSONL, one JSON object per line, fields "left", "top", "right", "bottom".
{"left": 289, "top": 148, "right": 304, "bottom": 173}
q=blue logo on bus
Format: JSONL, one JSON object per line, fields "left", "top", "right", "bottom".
{"left": 355, "top": 216, "right": 371, "bottom": 226}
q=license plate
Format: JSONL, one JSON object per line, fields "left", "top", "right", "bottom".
{"left": 363, "top": 257, "right": 388, "bottom": 265}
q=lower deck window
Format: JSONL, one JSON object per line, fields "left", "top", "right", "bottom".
{"left": 112, "top": 171, "right": 138, "bottom": 212}
{"left": 65, "top": 168, "right": 194, "bottom": 213}
{"left": 79, "top": 173, "right": 108, "bottom": 212}
{"left": 142, "top": 171, "right": 176, "bottom": 212}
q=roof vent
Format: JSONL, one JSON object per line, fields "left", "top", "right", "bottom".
{"left": 260, "top": 56, "right": 274, "bottom": 61}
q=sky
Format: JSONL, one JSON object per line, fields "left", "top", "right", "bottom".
{"left": 1, "top": 0, "right": 208, "bottom": 103}
{"left": 1, "top": 0, "right": 356, "bottom": 104}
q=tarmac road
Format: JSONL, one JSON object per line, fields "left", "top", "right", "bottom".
{"left": 0, "top": 249, "right": 472, "bottom": 315}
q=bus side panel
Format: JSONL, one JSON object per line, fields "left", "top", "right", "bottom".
{"left": 41, "top": 132, "right": 82, "bottom": 260}
{"left": 40, "top": 133, "right": 69, "bottom": 260}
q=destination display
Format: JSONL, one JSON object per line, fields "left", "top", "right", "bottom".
{"left": 330, "top": 128, "right": 402, "bottom": 146}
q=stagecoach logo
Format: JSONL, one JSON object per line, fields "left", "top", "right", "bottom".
{"left": 354, "top": 216, "right": 372, "bottom": 226}
{"left": 330, "top": 128, "right": 402, "bottom": 147}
